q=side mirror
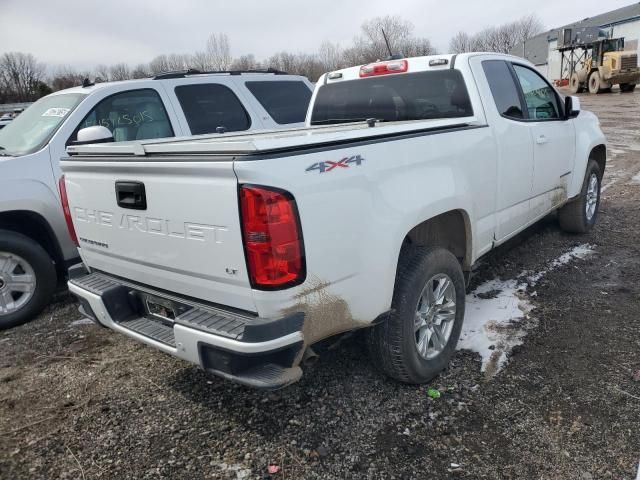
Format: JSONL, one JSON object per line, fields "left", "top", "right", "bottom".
{"left": 74, "top": 126, "right": 114, "bottom": 145}
{"left": 564, "top": 95, "right": 580, "bottom": 119}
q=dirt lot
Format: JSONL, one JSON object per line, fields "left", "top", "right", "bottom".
{"left": 1, "top": 91, "right": 640, "bottom": 480}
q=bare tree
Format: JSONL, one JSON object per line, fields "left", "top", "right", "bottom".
{"left": 357, "top": 15, "right": 413, "bottom": 60}
{"left": 148, "top": 54, "right": 170, "bottom": 75}
{"left": 404, "top": 38, "right": 436, "bottom": 57}
{"left": 292, "top": 53, "right": 325, "bottom": 81}
{"left": 166, "top": 53, "right": 192, "bottom": 71}
{"left": 265, "top": 51, "right": 298, "bottom": 73}
{"left": 264, "top": 51, "right": 323, "bottom": 80}
{"left": 94, "top": 64, "right": 110, "bottom": 82}
{"left": 4, "top": 13, "right": 540, "bottom": 100}
{"left": 515, "top": 14, "right": 544, "bottom": 44}
{"left": 454, "top": 14, "right": 544, "bottom": 54}
{"left": 449, "top": 31, "right": 474, "bottom": 53}
{"left": 317, "top": 41, "right": 344, "bottom": 72}
{"left": 191, "top": 51, "right": 211, "bottom": 71}
{"left": 131, "top": 63, "right": 150, "bottom": 79}
{"left": 205, "top": 33, "right": 232, "bottom": 70}
{"left": 340, "top": 46, "right": 368, "bottom": 68}
{"left": 49, "top": 65, "right": 88, "bottom": 91}
{"left": 0, "top": 52, "right": 46, "bottom": 101}
{"left": 109, "top": 63, "right": 131, "bottom": 81}
{"left": 350, "top": 16, "right": 437, "bottom": 63}
{"left": 230, "top": 54, "right": 259, "bottom": 71}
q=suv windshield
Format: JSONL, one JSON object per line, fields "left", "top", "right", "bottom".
{"left": 310, "top": 70, "right": 473, "bottom": 125}
{"left": 0, "top": 93, "right": 86, "bottom": 156}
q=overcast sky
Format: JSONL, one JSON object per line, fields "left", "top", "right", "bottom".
{"left": 0, "top": 0, "right": 635, "bottom": 70}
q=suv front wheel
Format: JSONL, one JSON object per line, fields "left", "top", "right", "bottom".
{"left": 0, "top": 230, "right": 57, "bottom": 329}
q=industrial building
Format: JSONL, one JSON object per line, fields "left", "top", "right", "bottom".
{"left": 511, "top": 2, "right": 640, "bottom": 81}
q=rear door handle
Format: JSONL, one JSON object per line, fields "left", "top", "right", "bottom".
{"left": 536, "top": 135, "right": 548, "bottom": 145}
{"left": 115, "top": 181, "right": 147, "bottom": 210}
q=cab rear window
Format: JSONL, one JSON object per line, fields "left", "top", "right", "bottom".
{"left": 310, "top": 70, "right": 473, "bottom": 125}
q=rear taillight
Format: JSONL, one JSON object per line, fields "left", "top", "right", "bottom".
{"left": 240, "top": 185, "right": 305, "bottom": 290}
{"left": 58, "top": 175, "right": 78, "bottom": 247}
{"left": 359, "top": 59, "right": 408, "bottom": 77}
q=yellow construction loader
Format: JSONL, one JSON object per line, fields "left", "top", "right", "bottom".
{"left": 567, "top": 37, "right": 639, "bottom": 94}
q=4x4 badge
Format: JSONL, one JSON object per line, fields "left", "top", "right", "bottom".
{"left": 306, "top": 155, "right": 364, "bottom": 174}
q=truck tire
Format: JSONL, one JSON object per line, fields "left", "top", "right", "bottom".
{"left": 558, "top": 159, "right": 602, "bottom": 234}
{"left": 0, "top": 230, "right": 57, "bottom": 330}
{"left": 620, "top": 83, "right": 636, "bottom": 93}
{"left": 569, "top": 73, "right": 584, "bottom": 94}
{"left": 588, "top": 71, "right": 602, "bottom": 94}
{"left": 366, "top": 247, "right": 465, "bottom": 384}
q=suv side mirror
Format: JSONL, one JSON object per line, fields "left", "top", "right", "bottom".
{"left": 564, "top": 95, "right": 581, "bottom": 119}
{"left": 74, "top": 126, "right": 114, "bottom": 145}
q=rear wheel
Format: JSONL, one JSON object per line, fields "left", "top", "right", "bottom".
{"left": 366, "top": 247, "right": 465, "bottom": 384}
{"left": 620, "top": 83, "right": 636, "bottom": 93}
{"left": 569, "top": 73, "right": 584, "bottom": 94}
{"left": 588, "top": 71, "right": 602, "bottom": 94}
{"left": 558, "top": 159, "right": 602, "bottom": 233}
{"left": 0, "top": 230, "right": 56, "bottom": 330}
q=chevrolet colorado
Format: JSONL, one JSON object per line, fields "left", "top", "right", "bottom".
{"left": 62, "top": 53, "right": 606, "bottom": 389}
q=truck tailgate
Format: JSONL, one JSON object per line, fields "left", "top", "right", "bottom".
{"left": 61, "top": 159, "right": 255, "bottom": 312}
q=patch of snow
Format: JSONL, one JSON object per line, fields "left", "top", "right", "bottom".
{"left": 458, "top": 277, "right": 533, "bottom": 376}
{"left": 551, "top": 244, "right": 594, "bottom": 265}
{"left": 458, "top": 244, "right": 594, "bottom": 376}
{"left": 71, "top": 318, "right": 94, "bottom": 327}
{"left": 632, "top": 172, "right": 640, "bottom": 184}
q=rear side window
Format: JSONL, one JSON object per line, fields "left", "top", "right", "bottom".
{"left": 245, "top": 81, "right": 312, "bottom": 124}
{"left": 175, "top": 84, "right": 250, "bottom": 134}
{"left": 482, "top": 60, "right": 524, "bottom": 119}
{"left": 310, "top": 70, "right": 473, "bottom": 125}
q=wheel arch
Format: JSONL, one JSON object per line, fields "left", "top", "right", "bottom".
{"left": 399, "top": 209, "right": 472, "bottom": 272}
{"left": 590, "top": 144, "right": 606, "bottom": 180}
{"left": 0, "top": 210, "right": 65, "bottom": 279}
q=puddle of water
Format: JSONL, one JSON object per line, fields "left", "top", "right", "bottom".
{"left": 458, "top": 244, "right": 594, "bottom": 377}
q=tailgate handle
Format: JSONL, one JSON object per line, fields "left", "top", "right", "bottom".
{"left": 115, "top": 181, "right": 147, "bottom": 210}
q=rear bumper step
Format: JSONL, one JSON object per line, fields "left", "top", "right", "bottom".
{"left": 120, "top": 317, "right": 176, "bottom": 347}
{"left": 68, "top": 271, "right": 305, "bottom": 389}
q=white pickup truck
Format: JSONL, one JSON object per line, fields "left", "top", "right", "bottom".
{"left": 62, "top": 53, "right": 606, "bottom": 389}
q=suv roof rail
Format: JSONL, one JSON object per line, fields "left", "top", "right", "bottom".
{"left": 152, "top": 68, "right": 289, "bottom": 80}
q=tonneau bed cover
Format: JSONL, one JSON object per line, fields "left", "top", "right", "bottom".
{"left": 65, "top": 117, "right": 482, "bottom": 157}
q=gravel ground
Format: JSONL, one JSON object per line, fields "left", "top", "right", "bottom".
{"left": 1, "top": 90, "right": 639, "bottom": 480}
